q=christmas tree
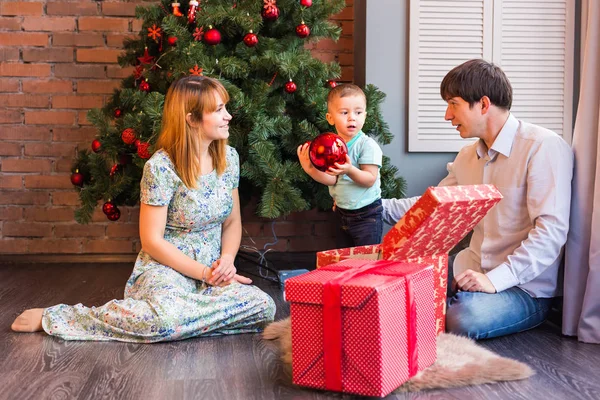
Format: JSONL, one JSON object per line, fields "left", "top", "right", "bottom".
{"left": 71, "top": 0, "right": 406, "bottom": 223}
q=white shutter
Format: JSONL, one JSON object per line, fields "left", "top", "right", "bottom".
{"left": 494, "top": 0, "right": 574, "bottom": 142}
{"left": 408, "top": 0, "right": 574, "bottom": 152}
{"left": 409, "top": 0, "right": 491, "bottom": 152}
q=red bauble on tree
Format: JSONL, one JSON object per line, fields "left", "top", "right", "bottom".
{"left": 102, "top": 200, "right": 116, "bottom": 216}
{"left": 203, "top": 27, "right": 221, "bottom": 45}
{"left": 137, "top": 142, "right": 151, "bottom": 159}
{"left": 107, "top": 208, "right": 121, "bottom": 221}
{"left": 296, "top": 22, "right": 310, "bottom": 38}
{"left": 139, "top": 80, "right": 150, "bottom": 92}
{"left": 243, "top": 31, "right": 258, "bottom": 47}
{"left": 284, "top": 79, "right": 297, "bottom": 93}
{"left": 91, "top": 139, "right": 102, "bottom": 153}
{"left": 70, "top": 169, "right": 84, "bottom": 187}
{"left": 114, "top": 108, "right": 122, "bottom": 118}
{"left": 262, "top": 5, "right": 279, "bottom": 21}
{"left": 167, "top": 36, "right": 178, "bottom": 46}
{"left": 308, "top": 132, "right": 348, "bottom": 172}
{"left": 300, "top": 0, "right": 312, "bottom": 7}
{"left": 121, "top": 128, "right": 137, "bottom": 145}
{"left": 327, "top": 80, "right": 337, "bottom": 88}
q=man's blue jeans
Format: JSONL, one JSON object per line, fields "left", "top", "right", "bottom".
{"left": 446, "top": 256, "right": 554, "bottom": 340}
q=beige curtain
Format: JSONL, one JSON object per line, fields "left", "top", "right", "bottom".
{"left": 562, "top": 0, "right": 600, "bottom": 343}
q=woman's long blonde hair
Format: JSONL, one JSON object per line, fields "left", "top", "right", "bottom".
{"left": 156, "top": 76, "right": 230, "bottom": 188}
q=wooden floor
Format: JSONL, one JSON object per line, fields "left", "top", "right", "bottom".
{"left": 1, "top": 260, "right": 599, "bottom": 400}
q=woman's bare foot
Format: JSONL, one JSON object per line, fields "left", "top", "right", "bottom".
{"left": 11, "top": 308, "right": 44, "bottom": 332}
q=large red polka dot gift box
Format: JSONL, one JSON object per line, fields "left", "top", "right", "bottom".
{"left": 316, "top": 184, "right": 503, "bottom": 335}
{"left": 285, "top": 259, "right": 437, "bottom": 397}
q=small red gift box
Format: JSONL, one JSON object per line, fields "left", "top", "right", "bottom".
{"left": 286, "top": 259, "right": 437, "bottom": 397}
{"left": 316, "top": 184, "right": 503, "bottom": 335}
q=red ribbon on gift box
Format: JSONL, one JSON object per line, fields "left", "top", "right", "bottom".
{"left": 322, "top": 260, "right": 421, "bottom": 391}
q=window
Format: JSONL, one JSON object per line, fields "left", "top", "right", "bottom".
{"left": 408, "top": 0, "right": 575, "bottom": 152}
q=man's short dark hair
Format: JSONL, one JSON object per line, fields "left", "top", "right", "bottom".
{"left": 440, "top": 59, "right": 512, "bottom": 110}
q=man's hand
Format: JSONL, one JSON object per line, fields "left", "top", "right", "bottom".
{"left": 454, "top": 270, "right": 497, "bottom": 294}
{"left": 209, "top": 254, "right": 236, "bottom": 285}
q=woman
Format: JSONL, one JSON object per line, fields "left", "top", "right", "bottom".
{"left": 12, "top": 76, "right": 276, "bottom": 342}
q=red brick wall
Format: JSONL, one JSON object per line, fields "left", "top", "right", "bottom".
{"left": 0, "top": 0, "right": 354, "bottom": 256}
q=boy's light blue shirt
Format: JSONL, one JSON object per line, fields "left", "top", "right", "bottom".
{"left": 329, "top": 131, "right": 382, "bottom": 210}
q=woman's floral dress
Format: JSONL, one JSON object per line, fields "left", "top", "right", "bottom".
{"left": 42, "top": 146, "right": 276, "bottom": 342}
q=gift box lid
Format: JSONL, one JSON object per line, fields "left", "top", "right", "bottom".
{"left": 285, "top": 259, "right": 433, "bottom": 307}
{"left": 382, "top": 184, "right": 502, "bottom": 260}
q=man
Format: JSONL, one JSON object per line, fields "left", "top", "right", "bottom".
{"left": 384, "top": 59, "right": 573, "bottom": 339}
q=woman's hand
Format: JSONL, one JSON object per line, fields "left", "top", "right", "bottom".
{"left": 208, "top": 254, "right": 236, "bottom": 285}
{"left": 213, "top": 273, "right": 252, "bottom": 287}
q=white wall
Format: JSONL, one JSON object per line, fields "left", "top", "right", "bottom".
{"left": 365, "top": 0, "right": 457, "bottom": 197}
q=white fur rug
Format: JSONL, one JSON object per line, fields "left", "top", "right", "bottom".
{"left": 263, "top": 317, "right": 534, "bottom": 392}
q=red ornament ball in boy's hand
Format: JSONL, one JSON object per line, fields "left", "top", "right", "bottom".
{"left": 308, "top": 132, "right": 348, "bottom": 172}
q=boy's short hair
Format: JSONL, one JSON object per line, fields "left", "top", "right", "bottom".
{"left": 440, "top": 59, "right": 512, "bottom": 110}
{"left": 327, "top": 83, "right": 367, "bottom": 107}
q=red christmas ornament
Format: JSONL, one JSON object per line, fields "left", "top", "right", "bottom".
{"left": 203, "top": 27, "right": 221, "bottom": 45}
{"left": 243, "top": 32, "right": 258, "bottom": 47}
{"left": 296, "top": 22, "right": 310, "bottom": 38}
{"left": 284, "top": 80, "right": 297, "bottom": 93}
{"left": 121, "top": 128, "right": 137, "bottom": 145}
{"left": 187, "top": 0, "right": 199, "bottom": 24}
{"left": 171, "top": 2, "right": 183, "bottom": 17}
{"left": 114, "top": 108, "right": 122, "bottom": 118}
{"left": 137, "top": 47, "right": 154, "bottom": 65}
{"left": 70, "top": 169, "right": 84, "bottom": 187}
{"left": 91, "top": 139, "right": 102, "bottom": 153}
{"left": 327, "top": 80, "right": 337, "bottom": 88}
{"left": 167, "top": 36, "right": 178, "bottom": 46}
{"left": 139, "top": 80, "right": 150, "bottom": 92}
{"left": 133, "top": 65, "right": 144, "bottom": 80}
{"left": 137, "top": 141, "right": 151, "bottom": 159}
{"left": 300, "top": 0, "right": 312, "bottom": 6}
{"left": 262, "top": 5, "right": 279, "bottom": 21}
{"left": 109, "top": 163, "right": 120, "bottom": 177}
{"left": 102, "top": 201, "right": 116, "bottom": 216}
{"left": 107, "top": 208, "right": 121, "bottom": 221}
{"left": 193, "top": 27, "right": 204, "bottom": 41}
{"left": 147, "top": 24, "right": 162, "bottom": 42}
{"left": 308, "top": 132, "right": 348, "bottom": 172}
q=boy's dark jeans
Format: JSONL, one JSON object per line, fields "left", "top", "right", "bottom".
{"left": 336, "top": 199, "right": 383, "bottom": 246}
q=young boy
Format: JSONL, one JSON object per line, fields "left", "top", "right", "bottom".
{"left": 297, "top": 84, "right": 383, "bottom": 246}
